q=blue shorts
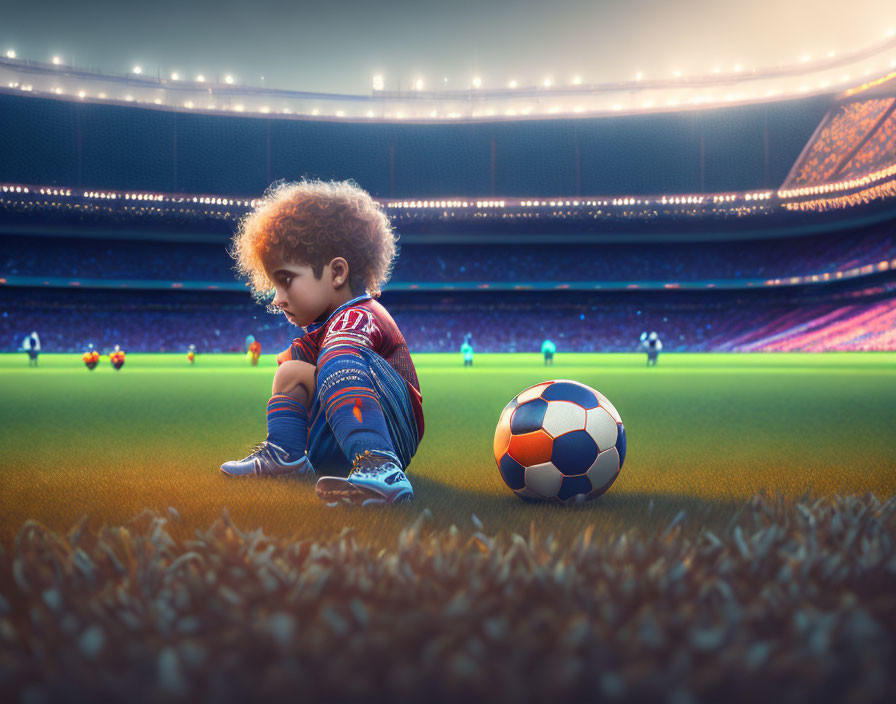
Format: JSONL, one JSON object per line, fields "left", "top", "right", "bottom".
{"left": 307, "top": 346, "right": 420, "bottom": 477}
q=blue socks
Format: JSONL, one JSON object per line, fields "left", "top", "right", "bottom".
{"left": 317, "top": 348, "right": 400, "bottom": 466}
{"left": 266, "top": 395, "right": 308, "bottom": 457}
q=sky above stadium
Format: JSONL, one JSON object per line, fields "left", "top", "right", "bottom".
{"left": 3, "top": 0, "right": 895, "bottom": 94}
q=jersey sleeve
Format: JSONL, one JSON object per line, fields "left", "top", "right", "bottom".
{"left": 276, "top": 335, "right": 319, "bottom": 366}
{"left": 320, "top": 306, "right": 383, "bottom": 350}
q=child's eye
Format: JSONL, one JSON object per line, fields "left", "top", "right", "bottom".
{"left": 283, "top": 276, "right": 294, "bottom": 288}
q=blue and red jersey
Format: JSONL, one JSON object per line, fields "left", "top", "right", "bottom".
{"left": 276, "top": 295, "right": 424, "bottom": 441}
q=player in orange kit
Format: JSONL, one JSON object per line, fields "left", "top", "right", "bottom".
{"left": 109, "top": 344, "right": 126, "bottom": 371}
{"left": 82, "top": 344, "right": 100, "bottom": 371}
{"left": 187, "top": 344, "right": 196, "bottom": 364}
{"left": 248, "top": 339, "right": 262, "bottom": 366}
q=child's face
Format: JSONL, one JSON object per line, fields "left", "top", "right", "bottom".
{"left": 265, "top": 257, "right": 343, "bottom": 327}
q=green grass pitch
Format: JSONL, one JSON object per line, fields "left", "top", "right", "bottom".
{"left": 1, "top": 352, "right": 894, "bottom": 547}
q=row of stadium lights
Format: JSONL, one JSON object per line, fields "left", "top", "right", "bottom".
{"left": 1, "top": 176, "right": 888, "bottom": 210}
{"left": 8, "top": 79, "right": 896, "bottom": 119}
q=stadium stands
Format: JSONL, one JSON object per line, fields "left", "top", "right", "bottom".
{"left": 3, "top": 226, "right": 896, "bottom": 284}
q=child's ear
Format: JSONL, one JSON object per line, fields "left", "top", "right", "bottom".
{"left": 330, "top": 257, "right": 349, "bottom": 288}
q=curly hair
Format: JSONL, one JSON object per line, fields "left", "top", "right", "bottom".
{"left": 230, "top": 179, "right": 397, "bottom": 302}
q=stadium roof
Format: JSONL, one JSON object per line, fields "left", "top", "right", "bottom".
{"left": 2, "top": 36, "right": 896, "bottom": 122}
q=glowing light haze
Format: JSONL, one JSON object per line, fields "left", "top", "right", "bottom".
{"left": 2, "top": 0, "right": 894, "bottom": 93}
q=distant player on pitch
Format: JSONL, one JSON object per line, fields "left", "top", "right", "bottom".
{"left": 220, "top": 179, "right": 424, "bottom": 506}
{"left": 83, "top": 343, "right": 100, "bottom": 371}
{"left": 22, "top": 331, "right": 41, "bottom": 367}
{"left": 109, "top": 344, "right": 126, "bottom": 371}
{"left": 645, "top": 331, "right": 662, "bottom": 366}
{"left": 541, "top": 338, "right": 556, "bottom": 366}
{"left": 461, "top": 335, "right": 474, "bottom": 367}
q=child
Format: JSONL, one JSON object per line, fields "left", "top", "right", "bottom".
{"left": 220, "top": 179, "right": 424, "bottom": 506}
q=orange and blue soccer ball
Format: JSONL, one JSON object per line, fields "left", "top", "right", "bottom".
{"left": 493, "top": 380, "right": 625, "bottom": 504}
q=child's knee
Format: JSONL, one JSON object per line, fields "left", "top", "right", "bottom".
{"left": 272, "top": 360, "right": 316, "bottom": 401}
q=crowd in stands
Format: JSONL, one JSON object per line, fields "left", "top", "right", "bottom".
{"left": 789, "top": 98, "right": 895, "bottom": 187}
{"left": 4, "top": 282, "right": 894, "bottom": 354}
{"left": 4, "top": 226, "right": 896, "bottom": 284}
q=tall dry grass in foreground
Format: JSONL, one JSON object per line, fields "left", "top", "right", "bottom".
{"left": 1, "top": 492, "right": 894, "bottom": 703}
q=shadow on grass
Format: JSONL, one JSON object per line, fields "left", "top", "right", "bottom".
{"left": 405, "top": 474, "right": 748, "bottom": 539}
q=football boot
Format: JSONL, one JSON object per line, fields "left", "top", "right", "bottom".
{"left": 220, "top": 441, "right": 313, "bottom": 478}
{"left": 315, "top": 450, "right": 413, "bottom": 506}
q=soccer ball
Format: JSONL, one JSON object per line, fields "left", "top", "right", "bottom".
{"left": 493, "top": 380, "right": 626, "bottom": 504}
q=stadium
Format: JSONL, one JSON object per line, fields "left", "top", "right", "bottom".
{"left": 1, "top": 12, "right": 896, "bottom": 704}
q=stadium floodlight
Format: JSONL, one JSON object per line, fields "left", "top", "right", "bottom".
{"left": 673, "top": 69, "right": 682, "bottom": 77}
{"left": 234, "top": 104, "right": 244, "bottom": 112}
{"left": 713, "top": 66, "right": 720, "bottom": 73}
{"left": 367, "top": 110, "right": 375, "bottom": 117}
{"left": 887, "top": 28, "right": 895, "bottom": 37}
{"left": 5, "top": 50, "right": 15, "bottom": 58}
{"left": 635, "top": 72, "right": 642, "bottom": 81}
{"left": 336, "top": 110, "right": 345, "bottom": 117}
{"left": 196, "top": 74, "right": 205, "bottom": 82}
{"left": 184, "top": 101, "right": 194, "bottom": 108}
{"left": 472, "top": 76, "right": 482, "bottom": 88}
{"left": 430, "top": 109, "right": 437, "bottom": 117}
{"left": 98, "top": 92, "right": 107, "bottom": 98}
{"left": 225, "top": 75, "right": 234, "bottom": 84}
{"left": 52, "top": 56, "right": 62, "bottom": 65}
{"left": 734, "top": 64, "right": 742, "bottom": 72}
{"left": 372, "top": 74, "right": 384, "bottom": 90}
{"left": 133, "top": 65, "right": 142, "bottom": 74}
{"left": 508, "top": 80, "right": 517, "bottom": 88}
{"left": 125, "top": 95, "right": 134, "bottom": 101}
{"left": 260, "top": 106, "right": 270, "bottom": 113}
{"left": 415, "top": 79, "right": 423, "bottom": 90}
{"left": 170, "top": 72, "right": 180, "bottom": 80}
{"left": 154, "top": 98, "right": 162, "bottom": 104}
{"left": 827, "top": 51, "right": 836, "bottom": 58}
{"left": 800, "top": 55, "right": 810, "bottom": 63}
{"left": 54, "top": 87, "right": 63, "bottom": 94}
{"left": 572, "top": 76, "right": 582, "bottom": 85}
{"left": 78, "top": 90, "right": 86, "bottom": 98}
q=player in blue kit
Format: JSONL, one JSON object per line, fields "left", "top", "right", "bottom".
{"left": 220, "top": 179, "right": 424, "bottom": 506}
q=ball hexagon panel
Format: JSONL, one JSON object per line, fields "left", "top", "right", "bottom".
{"left": 585, "top": 406, "right": 618, "bottom": 452}
{"left": 510, "top": 397, "right": 548, "bottom": 434}
{"left": 516, "top": 382, "right": 552, "bottom": 404}
{"left": 586, "top": 447, "right": 621, "bottom": 495}
{"left": 498, "top": 453, "right": 526, "bottom": 491}
{"left": 556, "top": 473, "right": 595, "bottom": 503}
{"left": 507, "top": 429, "right": 553, "bottom": 467}
{"left": 550, "top": 429, "right": 599, "bottom": 475}
{"left": 541, "top": 400, "right": 586, "bottom": 438}
{"left": 541, "top": 380, "right": 600, "bottom": 409}
{"left": 525, "top": 461, "right": 563, "bottom": 499}
{"left": 595, "top": 390, "right": 621, "bottom": 424}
